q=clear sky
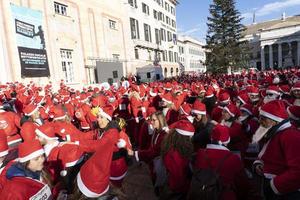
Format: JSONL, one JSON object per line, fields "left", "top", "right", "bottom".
{"left": 176, "top": 0, "right": 300, "bottom": 43}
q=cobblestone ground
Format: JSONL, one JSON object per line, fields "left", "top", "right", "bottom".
{"left": 120, "top": 162, "right": 158, "bottom": 200}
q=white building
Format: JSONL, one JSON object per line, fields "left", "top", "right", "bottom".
{"left": 244, "top": 14, "right": 300, "bottom": 70}
{"left": 124, "top": 0, "right": 180, "bottom": 79}
{"left": 0, "top": 0, "right": 131, "bottom": 86}
{"left": 177, "top": 35, "right": 206, "bottom": 73}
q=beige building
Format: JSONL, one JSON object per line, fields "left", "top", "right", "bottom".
{"left": 0, "top": 0, "right": 130, "bottom": 86}
{"left": 244, "top": 14, "right": 300, "bottom": 70}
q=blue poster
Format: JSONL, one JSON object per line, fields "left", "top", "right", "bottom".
{"left": 11, "top": 4, "right": 50, "bottom": 77}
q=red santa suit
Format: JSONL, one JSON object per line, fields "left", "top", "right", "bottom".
{"left": 211, "top": 105, "right": 224, "bottom": 123}
{"left": 194, "top": 144, "right": 252, "bottom": 200}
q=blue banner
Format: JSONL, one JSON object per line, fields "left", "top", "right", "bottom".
{"left": 11, "top": 4, "right": 50, "bottom": 77}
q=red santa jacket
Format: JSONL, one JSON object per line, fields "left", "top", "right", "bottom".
{"left": 163, "top": 108, "right": 179, "bottom": 126}
{"left": 138, "top": 120, "right": 154, "bottom": 150}
{"left": 163, "top": 149, "right": 190, "bottom": 193}
{"left": 135, "top": 129, "right": 167, "bottom": 163}
{"left": 194, "top": 144, "right": 252, "bottom": 200}
{"left": 0, "top": 110, "right": 21, "bottom": 137}
{"left": 227, "top": 121, "right": 249, "bottom": 155}
{"left": 255, "top": 121, "right": 300, "bottom": 194}
{"left": 211, "top": 105, "right": 224, "bottom": 123}
{"left": 0, "top": 176, "right": 52, "bottom": 200}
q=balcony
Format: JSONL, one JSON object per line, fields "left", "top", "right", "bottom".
{"left": 133, "top": 39, "right": 159, "bottom": 50}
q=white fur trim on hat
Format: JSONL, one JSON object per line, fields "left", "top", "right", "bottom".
{"left": 110, "top": 171, "right": 127, "bottom": 180}
{"left": 223, "top": 106, "right": 235, "bottom": 117}
{"left": 35, "top": 129, "right": 58, "bottom": 141}
{"left": 54, "top": 115, "right": 67, "bottom": 121}
{"left": 191, "top": 109, "right": 206, "bottom": 115}
{"left": 237, "top": 96, "right": 246, "bottom": 104}
{"left": 175, "top": 128, "right": 194, "bottom": 136}
{"left": 266, "top": 90, "right": 280, "bottom": 96}
{"left": 240, "top": 107, "right": 252, "bottom": 115}
{"left": 0, "top": 150, "right": 8, "bottom": 157}
{"left": 99, "top": 110, "right": 112, "bottom": 121}
{"left": 259, "top": 109, "right": 285, "bottom": 122}
{"left": 205, "top": 94, "right": 214, "bottom": 98}
{"left": 77, "top": 172, "right": 110, "bottom": 198}
{"left": 180, "top": 106, "right": 189, "bottom": 116}
{"left": 25, "top": 106, "right": 39, "bottom": 116}
{"left": 7, "top": 138, "right": 22, "bottom": 146}
{"left": 162, "top": 98, "right": 173, "bottom": 104}
{"left": 19, "top": 149, "right": 44, "bottom": 163}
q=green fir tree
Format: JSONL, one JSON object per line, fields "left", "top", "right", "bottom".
{"left": 205, "top": 0, "right": 250, "bottom": 74}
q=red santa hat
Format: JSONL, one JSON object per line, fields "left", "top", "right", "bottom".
{"left": 0, "top": 130, "right": 8, "bottom": 157}
{"left": 223, "top": 104, "right": 240, "bottom": 117}
{"left": 18, "top": 139, "right": 44, "bottom": 163}
{"left": 98, "top": 105, "right": 114, "bottom": 121}
{"left": 35, "top": 123, "right": 58, "bottom": 140}
{"left": 191, "top": 100, "right": 206, "bottom": 115}
{"left": 218, "top": 92, "right": 230, "bottom": 104}
{"left": 58, "top": 144, "right": 84, "bottom": 176}
{"left": 51, "top": 106, "right": 67, "bottom": 120}
{"left": 205, "top": 87, "right": 214, "bottom": 98}
{"left": 237, "top": 92, "right": 250, "bottom": 105}
{"left": 164, "top": 82, "right": 173, "bottom": 91}
{"left": 76, "top": 133, "right": 117, "bottom": 198}
{"left": 161, "top": 93, "right": 173, "bottom": 104}
{"left": 291, "top": 81, "right": 300, "bottom": 91}
{"left": 247, "top": 85, "right": 259, "bottom": 95}
{"left": 180, "top": 103, "right": 192, "bottom": 116}
{"left": 173, "top": 120, "right": 195, "bottom": 136}
{"left": 266, "top": 85, "right": 281, "bottom": 95}
{"left": 211, "top": 124, "right": 230, "bottom": 145}
{"left": 240, "top": 104, "right": 253, "bottom": 116}
{"left": 260, "top": 100, "right": 288, "bottom": 122}
{"left": 287, "top": 105, "right": 300, "bottom": 121}
{"left": 23, "top": 104, "right": 39, "bottom": 116}
{"left": 20, "top": 122, "right": 38, "bottom": 142}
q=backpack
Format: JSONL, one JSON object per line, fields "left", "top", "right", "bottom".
{"left": 187, "top": 150, "right": 231, "bottom": 200}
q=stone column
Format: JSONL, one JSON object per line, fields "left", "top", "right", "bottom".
{"left": 269, "top": 45, "right": 273, "bottom": 69}
{"left": 261, "top": 46, "right": 265, "bottom": 70}
{"left": 298, "top": 41, "right": 300, "bottom": 66}
{"left": 278, "top": 43, "right": 282, "bottom": 68}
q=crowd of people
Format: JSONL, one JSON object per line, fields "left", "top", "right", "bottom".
{"left": 0, "top": 67, "right": 300, "bottom": 200}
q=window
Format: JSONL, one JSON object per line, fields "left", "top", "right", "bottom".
{"left": 153, "top": 10, "right": 158, "bottom": 20}
{"left": 172, "top": 34, "right": 177, "bottom": 44}
{"left": 168, "top": 51, "right": 173, "bottom": 62}
{"left": 130, "top": 18, "right": 140, "bottom": 39}
{"left": 112, "top": 54, "right": 120, "bottom": 60}
{"left": 174, "top": 52, "right": 178, "bottom": 62}
{"left": 60, "top": 49, "right": 74, "bottom": 83}
{"left": 109, "top": 20, "right": 117, "bottom": 30}
{"left": 54, "top": 2, "right": 67, "bottom": 16}
{"left": 147, "top": 72, "right": 151, "bottom": 78}
{"left": 167, "top": 31, "right": 172, "bottom": 42}
{"left": 128, "top": 0, "right": 137, "bottom": 8}
{"left": 144, "top": 23, "right": 151, "bottom": 42}
{"left": 166, "top": 16, "right": 170, "bottom": 25}
{"left": 155, "top": 29, "right": 160, "bottom": 44}
{"left": 142, "top": 3, "right": 149, "bottom": 15}
{"left": 134, "top": 48, "right": 139, "bottom": 59}
{"left": 113, "top": 71, "right": 118, "bottom": 78}
{"left": 171, "top": 7, "right": 174, "bottom": 15}
{"left": 160, "top": 28, "right": 166, "bottom": 41}
{"left": 172, "top": 20, "right": 176, "bottom": 28}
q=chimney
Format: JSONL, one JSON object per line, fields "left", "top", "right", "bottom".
{"left": 282, "top": 12, "right": 286, "bottom": 21}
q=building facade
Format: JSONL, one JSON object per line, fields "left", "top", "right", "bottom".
{"left": 0, "top": 0, "right": 130, "bottom": 86}
{"left": 125, "top": 0, "right": 179, "bottom": 78}
{"left": 177, "top": 35, "right": 206, "bottom": 73}
{"left": 244, "top": 15, "right": 300, "bottom": 70}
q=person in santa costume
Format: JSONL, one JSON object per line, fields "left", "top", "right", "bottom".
{"left": 35, "top": 123, "right": 84, "bottom": 194}
{"left": 191, "top": 100, "right": 215, "bottom": 150}
{"left": 287, "top": 105, "right": 300, "bottom": 129}
{"left": 192, "top": 124, "right": 256, "bottom": 200}
{"left": 221, "top": 103, "right": 249, "bottom": 158}
{"left": 1, "top": 140, "right": 55, "bottom": 199}
{"left": 159, "top": 93, "right": 179, "bottom": 125}
{"left": 211, "top": 92, "right": 231, "bottom": 123}
{"left": 253, "top": 100, "right": 300, "bottom": 199}
{"left": 263, "top": 85, "right": 282, "bottom": 104}
{"left": 291, "top": 81, "right": 300, "bottom": 106}
{"left": 128, "top": 111, "right": 169, "bottom": 190}
{"left": 160, "top": 120, "right": 194, "bottom": 199}
{"left": 0, "top": 103, "right": 22, "bottom": 147}
{"left": 71, "top": 108, "right": 121, "bottom": 199}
